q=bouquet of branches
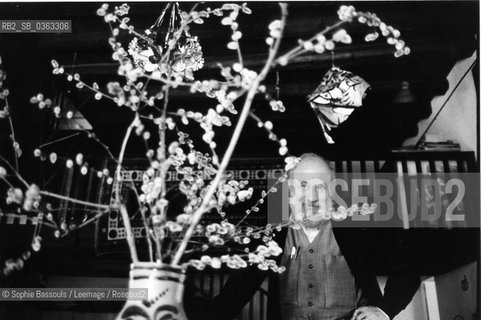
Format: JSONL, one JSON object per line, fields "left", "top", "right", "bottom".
{"left": 0, "top": 2, "right": 408, "bottom": 276}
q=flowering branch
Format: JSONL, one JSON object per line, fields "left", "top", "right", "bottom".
{"left": 7, "top": 111, "right": 19, "bottom": 171}
{"left": 114, "top": 116, "right": 140, "bottom": 262}
{"left": 249, "top": 112, "right": 289, "bottom": 156}
{"left": 276, "top": 6, "right": 409, "bottom": 67}
{"left": 0, "top": 154, "right": 29, "bottom": 188}
{"left": 171, "top": 3, "right": 289, "bottom": 266}
{"left": 115, "top": 116, "right": 137, "bottom": 202}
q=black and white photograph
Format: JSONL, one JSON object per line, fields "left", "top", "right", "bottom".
{"left": 0, "top": 1, "right": 479, "bottom": 320}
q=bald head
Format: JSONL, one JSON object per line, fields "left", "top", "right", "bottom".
{"left": 288, "top": 153, "right": 333, "bottom": 183}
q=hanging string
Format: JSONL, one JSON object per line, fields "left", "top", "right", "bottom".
{"left": 165, "top": 2, "right": 177, "bottom": 45}
{"left": 275, "top": 71, "right": 280, "bottom": 100}
{"left": 174, "top": 2, "right": 181, "bottom": 25}
{"left": 175, "top": 2, "right": 190, "bottom": 37}
{"left": 153, "top": 2, "right": 172, "bottom": 30}
{"left": 331, "top": 51, "right": 336, "bottom": 68}
{"left": 151, "top": 2, "right": 172, "bottom": 49}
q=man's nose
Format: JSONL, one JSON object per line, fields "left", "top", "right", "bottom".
{"left": 304, "top": 188, "right": 319, "bottom": 201}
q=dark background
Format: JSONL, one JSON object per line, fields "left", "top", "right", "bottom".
{"left": 0, "top": 1, "right": 478, "bottom": 158}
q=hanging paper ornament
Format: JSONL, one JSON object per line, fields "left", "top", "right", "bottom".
{"left": 128, "top": 2, "right": 204, "bottom": 81}
{"left": 307, "top": 66, "right": 370, "bottom": 143}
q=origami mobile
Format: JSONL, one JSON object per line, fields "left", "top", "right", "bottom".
{"left": 307, "top": 66, "right": 371, "bottom": 143}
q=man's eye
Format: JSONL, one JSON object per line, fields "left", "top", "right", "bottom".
{"left": 314, "top": 184, "right": 326, "bottom": 191}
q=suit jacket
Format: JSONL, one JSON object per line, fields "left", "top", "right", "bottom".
{"left": 206, "top": 221, "right": 420, "bottom": 320}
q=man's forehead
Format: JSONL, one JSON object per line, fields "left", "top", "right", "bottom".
{"left": 292, "top": 160, "right": 331, "bottom": 174}
{"left": 291, "top": 160, "right": 332, "bottom": 180}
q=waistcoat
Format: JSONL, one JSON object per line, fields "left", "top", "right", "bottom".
{"left": 278, "top": 223, "right": 362, "bottom": 320}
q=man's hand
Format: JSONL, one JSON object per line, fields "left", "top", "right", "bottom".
{"left": 351, "top": 306, "right": 389, "bottom": 320}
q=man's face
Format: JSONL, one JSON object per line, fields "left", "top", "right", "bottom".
{"left": 288, "top": 159, "right": 332, "bottom": 225}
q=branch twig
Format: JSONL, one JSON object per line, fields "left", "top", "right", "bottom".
{"left": 114, "top": 116, "right": 139, "bottom": 262}
{"left": 171, "top": 3, "right": 289, "bottom": 266}
{"left": 39, "top": 190, "right": 110, "bottom": 210}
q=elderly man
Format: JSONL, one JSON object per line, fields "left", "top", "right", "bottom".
{"left": 206, "top": 153, "right": 419, "bottom": 320}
